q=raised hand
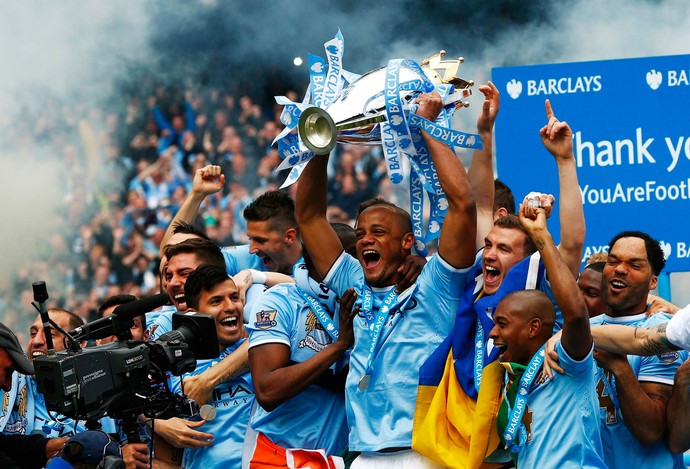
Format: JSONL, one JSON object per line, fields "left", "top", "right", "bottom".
{"left": 539, "top": 99, "right": 574, "bottom": 160}
{"left": 192, "top": 165, "right": 225, "bottom": 196}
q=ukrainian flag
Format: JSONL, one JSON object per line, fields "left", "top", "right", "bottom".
{"left": 413, "top": 254, "right": 545, "bottom": 469}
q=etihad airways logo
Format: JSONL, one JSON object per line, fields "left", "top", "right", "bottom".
{"left": 505, "top": 75, "right": 602, "bottom": 99}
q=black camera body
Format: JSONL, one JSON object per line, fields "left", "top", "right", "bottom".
{"left": 33, "top": 309, "right": 220, "bottom": 422}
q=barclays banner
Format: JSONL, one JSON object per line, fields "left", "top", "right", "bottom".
{"left": 492, "top": 54, "right": 690, "bottom": 272}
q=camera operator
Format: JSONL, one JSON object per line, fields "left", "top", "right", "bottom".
{"left": 26, "top": 309, "right": 117, "bottom": 438}
{"left": 0, "top": 321, "right": 68, "bottom": 469}
{"left": 95, "top": 295, "right": 147, "bottom": 345}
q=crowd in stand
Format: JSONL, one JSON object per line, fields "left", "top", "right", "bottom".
{"left": 0, "top": 83, "right": 398, "bottom": 348}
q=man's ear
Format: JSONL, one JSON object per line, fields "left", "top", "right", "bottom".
{"left": 649, "top": 274, "right": 658, "bottom": 292}
{"left": 527, "top": 318, "right": 542, "bottom": 339}
{"left": 494, "top": 207, "right": 509, "bottom": 221}
{"left": 401, "top": 232, "right": 414, "bottom": 250}
{"left": 284, "top": 227, "right": 298, "bottom": 244}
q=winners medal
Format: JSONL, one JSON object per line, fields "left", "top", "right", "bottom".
{"left": 358, "top": 374, "right": 371, "bottom": 391}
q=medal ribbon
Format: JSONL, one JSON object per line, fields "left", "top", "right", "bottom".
{"left": 359, "top": 287, "right": 399, "bottom": 386}
{"left": 503, "top": 345, "right": 545, "bottom": 453}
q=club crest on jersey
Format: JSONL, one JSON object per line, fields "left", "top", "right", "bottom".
{"left": 255, "top": 310, "right": 278, "bottom": 329}
{"left": 657, "top": 351, "right": 680, "bottom": 363}
{"left": 299, "top": 310, "right": 330, "bottom": 352}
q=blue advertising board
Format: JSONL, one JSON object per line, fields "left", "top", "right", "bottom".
{"left": 492, "top": 54, "right": 690, "bottom": 272}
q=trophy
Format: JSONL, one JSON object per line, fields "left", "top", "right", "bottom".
{"left": 297, "top": 50, "right": 475, "bottom": 155}
{"left": 273, "top": 31, "right": 482, "bottom": 255}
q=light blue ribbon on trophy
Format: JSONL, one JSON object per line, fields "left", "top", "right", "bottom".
{"left": 358, "top": 287, "right": 399, "bottom": 391}
{"left": 407, "top": 113, "right": 482, "bottom": 150}
{"left": 272, "top": 83, "right": 313, "bottom": 145}
{"left": 503, "top": 345, "right": 546, "bottom": 453}
{"left": 309, "top": 53, "right": 328, "bottom": 108}
{"left": 321, "top": 29, "right": 345, "bottom": 108}
{"left": 409, "top": 134, "right": 447, "bottom": 244}
{"left": 382, "top": 59, "right": 436, "bottom": 180}
{"left": 409, "top": 167, "right": 428, "bottom": 256}
{"left": 276, "top": 133, "right": 313, "bottom": 188}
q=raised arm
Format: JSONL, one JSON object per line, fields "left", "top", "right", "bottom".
{"left": 295, "top": 154, "right": 344, "bottom": 279}
{"left": 159, "top": 165, "right": 225, "bottom": 256}
{"left": 519, "top": 202, "right": 591, "bottom": 360}
{"left": 181, "top": 340, "right": 249, "bottom": 406}
{"left": 468, "top": 81, "right": 500, "bottom": 249}
{"left": 416, "top": 92, "right": 476, "bottom": 268}
{"left": 539, "top": 100, "right": 585, "bottom": 277}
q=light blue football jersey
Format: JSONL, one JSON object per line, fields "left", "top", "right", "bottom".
{"left": 323, "top": 252, "right": 470, "bottom": 452}
{"left": 502, "top": 342, "right": 606, "bottom": 468}
{"left": 591, "top": 312, "right": 687, "bottom": 468}
{"left": 246, "top": 282, "right": 348, "bottom": 454}
{"left": 221, "top": 244, "right": 266, "bottom": 276}
{"left": 169, "top": 340, "right": 254, "bottom": 469}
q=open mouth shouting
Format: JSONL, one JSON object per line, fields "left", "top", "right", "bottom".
{"left": 173, "top": 292, "right": 187, "bottom": 311}
{"left": 608, "top": 278, "right": 627, "bottom": 294}
{"left": 483, "top": 264, "right": 502, "bottom": 293}
{"left": 361, "top": 249, "right": 381, "bottom": 270}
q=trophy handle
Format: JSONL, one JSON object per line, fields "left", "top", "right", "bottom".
{"left": 298, "top": 107, "right": 337, "bottom": 154}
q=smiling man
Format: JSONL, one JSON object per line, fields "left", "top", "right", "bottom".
{"left": 169, "top": 264, "right": 255, "bottom": 469}
{"left": 162, "top": 238, "right": 226, "bottom": 314}
{"left": 587, "top": 230, "right": 686, "bottom": 469}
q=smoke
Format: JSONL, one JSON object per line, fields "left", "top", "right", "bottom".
{"left": 1, "top": 0, "right": 688, "bottom": 296}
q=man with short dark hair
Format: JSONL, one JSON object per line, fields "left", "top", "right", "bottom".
{"left": 295, "top": 91, "right": 478, "bottom": 466}
{"left": 546, "top": 230, "right": 686, "bottom": 468}
{"left": 588, "top": 230, "right": 686, "bottom": 468}
{"left": 489, "top": 203, "right": 605, "bottom": 468}
{"left": 96, "top": 294, "right": 146, "bottom": 344}
{"left": 168, "top": 264, "right": 254, "bottom": 469}
{"left": 578, "top": 261, "right": 606, "bottom": 318}
{"left": 159, "top": 165, "right": 303, "bottom": 277}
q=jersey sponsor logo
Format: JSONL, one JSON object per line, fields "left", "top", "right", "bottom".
{"left": 657, "top": 351, "right": 680, "bottom": 363}
{"left": 211, "top": 383, "right": 254, "bottom": 406}
{"left": 255, "top": 310, "right": 278, "bottom": 329}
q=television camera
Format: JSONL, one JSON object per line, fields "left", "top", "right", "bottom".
{"left": 31, "top": 281, "right": 220, "bottom": 438}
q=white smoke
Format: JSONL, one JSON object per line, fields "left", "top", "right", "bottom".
{"left": 0, "top": 0, "right": 688, "bottom": 303}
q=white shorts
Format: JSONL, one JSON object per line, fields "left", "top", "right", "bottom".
{"left": 351, "top": 450, "right": 444, "bottom": 469}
